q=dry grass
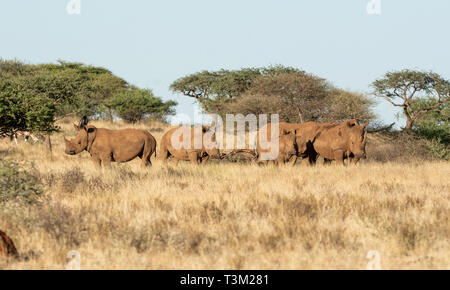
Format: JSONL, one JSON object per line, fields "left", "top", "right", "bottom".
{"left": 0, "top": 119, "right": 449, "bottom": 269}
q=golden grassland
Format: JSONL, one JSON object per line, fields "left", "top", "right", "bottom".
{"left": 0, "top": 119, "right": 449, "bottom": 269}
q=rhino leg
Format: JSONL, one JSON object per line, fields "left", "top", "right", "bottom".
{"left": 100, "top": 153, "right": 112, "bottom": 168}
{"left": 91, "top": 154, "right": 102, "bottom": 168}
{"left": 141, "top": 144, "right": 152, "bottom": 167}
{"left": 140, "top": 152, "right": 151, "bottom": 167}
{"left": 288, "top": 155, "right": 297, "bottom": 166}
{"left": 257, "top": 159, "right": 268, "bottom": 166}
{"left": 333, "top": 150, "right": 345, "bottom": 166}
{"left": 201, "top": 155, "right": 209, "bottom": 165}
{"left": 172, "top": 158, "right": 179, "bottom": 166}
{"left": 301, "top": 157, "right": 310, "bottom": 166}
{"left": 188, "top": 152, "right": 199, "bottom": 165}
{"left": 141, "top": 158, "right": 151, "bottom": 167}
{"left": 160, "top": 146, "right": 169, "bottom": 164}
{"left": 350, "top": 157, "right": 360, "bottom": 165}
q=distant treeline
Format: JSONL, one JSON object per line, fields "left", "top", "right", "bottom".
{"left": 0, "top": 59, "right": 448, "bottom": 158}
{"left": 170, "top": 65, "right": 448, "bottom": 157}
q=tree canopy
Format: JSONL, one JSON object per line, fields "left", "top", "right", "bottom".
{"left": 372, "top": 70, "right": 449, "bottom": 130}
{"left": 170, "top": 65, "right": 304, "bottom": 113}
{"left": 106, "top": 87, "right": 177, "bottom": 123}
{"left": 171, "top": 65, "right": 375, "bottom": 123}
{"left": 0, "top": 59, "right": 176, "bottom": 138}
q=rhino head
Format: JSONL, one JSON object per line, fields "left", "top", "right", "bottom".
{"left": 63, "top": 116, "right": 97, "bottom": 155}
{"left": 280, "top": 129, "right": 298, "bottom": 157}
{"left": 346, "top": 119, "right": 368, "bottom": 160}
{"left": 202, "top": 126, "right": 221, "bottom": 159}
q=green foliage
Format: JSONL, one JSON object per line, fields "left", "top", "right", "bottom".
{"left": 170, "top": 65, "right": 304, "bottom": 113}
{"left": 227, "top": 73, "right": 374, "bottom": 123}
{"left": 1, "top": 58, "right": 182, "bottom": 136}
{"left": 326, "top": 89, "right": 375, "bottom": 122}
{"left": 409, "top": 97, "right": 449, "bottom": 160}
{"left": 0, "top": 78, "right": 58, "bottom": 136}
{"left": 221, "top": 71, "right": 330, "bottom": 122}
{"left": 413, "top": 119, "right": 449, "bottom": 145}
{"left": 0, "top": 58, "right": 129, "bottom": 135}
{"left": 106, "top": 87, "right": 177, "bottom": 123}
{"left": 171, "top": 65, "right": 374, "bottom": 122}
{"left": 0, "top": 160, "right": 42, "bottom": 203}
{"left": 424, "top": 138, "right": 449, "bottom": 160}
{"left": 31, "top": 60, "right": 128, "bottom": 117}
{"left": 372, "top": 70, "right": 449, "bottom": 129}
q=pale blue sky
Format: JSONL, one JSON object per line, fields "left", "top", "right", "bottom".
{"left": 1, "top": 0, "right": 449, "bottom": 126}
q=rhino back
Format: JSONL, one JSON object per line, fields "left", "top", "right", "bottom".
{"left": 314, "top": 123, "right": 349, "bottom": 158}
{"left": 91, "top": 129, "right": 151, "bottom": 158}
{"left": 162, "top": 127, "right": 203, "bottom": 160}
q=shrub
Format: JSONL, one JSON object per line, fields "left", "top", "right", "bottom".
{"left": 366, "top": 132, "right": 433, "bottom": 162}
{"left": 0, "top": 160, "right": 42, "bottom": 203}
{"left": 106, "top": 87, "right": 177, "bottom": 123}
{"left": 424, "top": 138, "right": 449, "bottom": 160}
{"left": 59, "top": 167, "right": 85, "bottom": 193}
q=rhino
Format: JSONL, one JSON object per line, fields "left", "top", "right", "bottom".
{"left": 0, "top": 230, "right": 18, "bottom": 259}
{"left": 160, "top": 125, "right": 220, "bottom": 165}
{"left": 256, "top": 129, "right": 297, "bottom": 165}
{"left": 258, "top": 121, "right": 336, "bottom": 165}
{"left": 311, "top": 119, "right": 368, "bottom": 165}
{"left": 63, "top": 117, "right": 157, "bottom": 168}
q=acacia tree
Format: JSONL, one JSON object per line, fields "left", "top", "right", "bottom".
{"left": 372, "top": 70, "right": 449, "bottom": 130}
{"left": 170, "top": 65, "right": 302, "bottom": 114}
{"left": 0, "top": 59, "right": 137, "bottom": 151}
{"left": 106, "top": 87, "right": 177, "bottom": 123}
{"left": 0, "top": 77, "right": 60, "bottom": 151}
{"left": 0, "top": 59, "right": 84, "bottom": 151}
{"left": 37, "top": 61, "right": 128, "bottom": 119}
{"left": 325, "top": 89, "right": 375, "bottom": 122}
{"left": 411, "top": 98, "right": 449, "bottom": 145}
{"left": 223, "top": 73, "right": 374, "bottom": 123}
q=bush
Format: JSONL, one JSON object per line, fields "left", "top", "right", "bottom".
{"left": 412, "top": 115, "right": 449, "bottom": 161}
{"left": 424, "top": 138, "right": 449, "bottom": 160}
{"left": 0, "top": 160, "right": 42, "bottom": 203}
{"left": 413, "top": 120, "right": 449, "bottom": 145}
{"left": 106, "top": 87, "right": 177, "bottom": 123}
{"left": 366, "top": 131, "right": 449, "bottom": 162}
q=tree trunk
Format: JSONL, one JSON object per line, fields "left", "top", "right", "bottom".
{"left": 108, "top": 107, "right": 114, "bottom": 123}
{"left": 45, "top": 133, "right": 52, "bottom": 153}
{"left": 403, "top": 107, "right": 414, "bottom": 130}
{"left": 405, "top": 119, "right": 414, "bottom": 130}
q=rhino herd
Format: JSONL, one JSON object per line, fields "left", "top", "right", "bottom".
{"left": 63, "top": 117, "right": 369, "bottom": 167}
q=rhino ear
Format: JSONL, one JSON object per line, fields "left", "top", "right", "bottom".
{"left": 84, "top": 126, "right": 96, "bottom": 133}
{"left": 78, "top": 116, "right": 89, "bottom": 129}
{"left": 347, "top": 120, "right": 356, "bottom": 127}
